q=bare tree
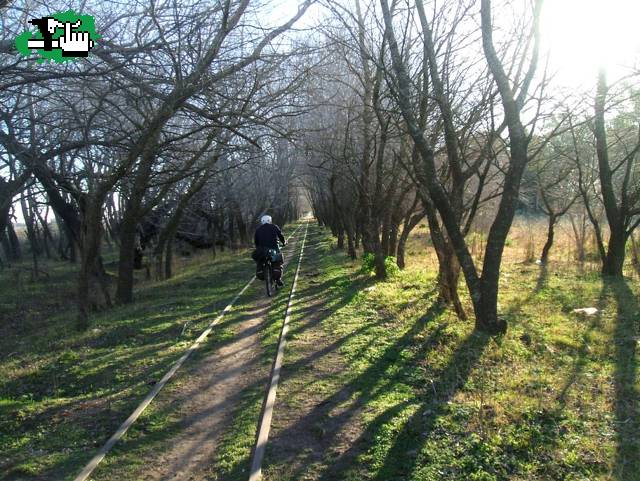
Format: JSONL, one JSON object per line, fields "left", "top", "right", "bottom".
{"left": 528, "top": 134, "right": 579, "bottom": 264}
{"left": 381, "top": 0, "right": 545, "bottom": 333}
{"left": 593, "top": 70, "right": 640, "bottom": 276}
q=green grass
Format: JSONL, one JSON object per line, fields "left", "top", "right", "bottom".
{"left": 0, "top": 241, "right": 267, "bottom": 480}
{"left": 1, "top": 221, "right": 638, "bottom": 481}
{"left": 260, "top": 224, "right": 639, "bottom": 481}
{"left": 87, "top": 290, "right": 268, "bottom": 481}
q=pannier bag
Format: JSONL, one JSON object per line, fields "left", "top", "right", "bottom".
{"left": 252, "top": 248, "right": 283, "bottom": 263}
{"left": 272, "top": 265, "right": 282, "bottom": 280}
{"left": 270, "top": 250, "right": 283, "bottom": 280}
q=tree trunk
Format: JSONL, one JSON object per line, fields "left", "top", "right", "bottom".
{"left": 115, "top": 210, "right": 138, "bottom": 304}
{"left": 6, "top": 219, "right": 21, "bottom": 260}
{"left": 374, "top": 243, "right": 386, "bottom": 279}
{"left": 34, "top": 203, "right": 54, "bottom": 259}
{"left": 0, "top": 206, "right": 21, "bottom": 261}
{"left": 594, "top": 70, "right": 628, "bottom": 278}
{"left": 228, "top": 208, "right": 237, "bottom": 250}
{"left": 602, "top": 229, "right": 627, "bottom": 277}
{"left": 540, "top": 214, "right": 557, "bottom": 265}
{"left": 381, "top": 214, "right": 391, "bottom": 257}
{"left": 346, "top": 222, "right": 357, "bottom": 259}
{"left": 20, "top": 191, "right": 40, "bottom": 278}
{"left": 77, "top": 197, "right": 112, "bottom": 330}
{"left": 31, "top": 163, "right": 82, "bottom": 247}
{"left": 474, "top": 279, "right": 506, "bottom": 334}
{"left": 0, "top": 172, "right": 32, "bottom": 243}
{"left": 437, "top": 245, "right": 466, "bottom": 321}
{"left": 423, "top": 199, "right": 466, "bottom": 319}
{"left": 570, "top": 214, "right": 586, "bottom": 262}
{"left": 396, "top": 235, "right": 407, "bottom": 269}
{"left": 630, "top": 234, "right": 640, "bottom": 277}
{"left": 155, "top": 215, "right": 182, "bottom": 280}
{"left": 1, "top": 231, "right": 10, "bottom": 262}
{"left": 0, "top": 201, "right": 10, "bottom": 246}
{"left": 165, "top": 236, "right": 174, "bottom": 279}
{"left": 234, "top": 203, "right": 248, "bottom": 245}
{"left": 154, "top": 235, "right": 167, "bottom": 280}
{"left": 396, "top": 207, "right": 424, "bottom": 269}
{"left": 105, "top": 194, "right": 120, "bottom": 246}
{"left": 388, "top": 222, "right": 399, "bottom": 257}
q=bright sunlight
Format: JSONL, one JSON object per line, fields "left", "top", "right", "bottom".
{"left": 541, "top": 0, "right": 640, "bottom": 88}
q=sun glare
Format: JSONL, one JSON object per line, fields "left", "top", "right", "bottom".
{"left": 541, "top": 0, "right": 640, "bottom": 89}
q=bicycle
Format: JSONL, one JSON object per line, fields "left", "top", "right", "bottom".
{"left": 259, "top": 248, "right": 282, "bottom": 297}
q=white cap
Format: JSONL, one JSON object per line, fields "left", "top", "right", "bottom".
{"left": 260, "top": 215, "right": 272, "bottom": 225}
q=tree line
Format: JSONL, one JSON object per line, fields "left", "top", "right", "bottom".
{"left": 1, "top": 0, "right": 310, "bottom": 328}
{"left": 301, "top": 0, "right": 640, "bottom": 334}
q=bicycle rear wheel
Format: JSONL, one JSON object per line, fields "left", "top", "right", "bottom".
{"left": 265, "top": 263, "right": 272, "bottom": 297}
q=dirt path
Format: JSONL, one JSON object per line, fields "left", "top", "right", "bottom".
{"left": 122, "top": 234, "right": 303, "bottom": 481}
{"left": 139, "top": 302, "right": 269, "bottom": 480}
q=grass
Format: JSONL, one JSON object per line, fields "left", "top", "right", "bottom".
{"left": 1, "top": 219, "right": 638, "bottom": 481}
{"left": 260, "top": 222, "right": 639, "bottom": 481}
{"left": 86, "top": 290, "right": 266, "bottom": 481}
{"left": 0, "top": 239, "right": 268, "bottom": 480}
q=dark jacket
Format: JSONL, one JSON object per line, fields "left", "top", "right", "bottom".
{"left": 254, "top": 223, "right": 285, "bottom": 250}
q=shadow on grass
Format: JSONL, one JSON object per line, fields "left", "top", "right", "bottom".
{"left": 6, "top": 290, "right": 269, "bottom": 481}
{"left": 365, "top": 329, "right": 490, "bottom": 481}
{"left": 555, "top": 283, "right": 610, "bottom": 406}
{"left": 534, "top": 265, "right": 549, "bottom": 293}
{"left": 0, "top": 254, "right": 260, "bottom": 480}
{"left": 602, "top": 278, "right": 640, "bottom": 480}
{"left": 267, "top": 288, "right": 451, "bottom": 481}
{"left": 548, "top": 275, "right": 639, "bottom": 480}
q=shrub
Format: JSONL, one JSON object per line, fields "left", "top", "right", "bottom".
{"left": 385, "top": 256, "right": 400, "bottom": 277}
{"left": 361, "top": 252, "right": 375, "bottom": 272}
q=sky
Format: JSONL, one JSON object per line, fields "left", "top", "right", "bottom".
{"left": 270, "top": 0, "right": 640, "bottom": 89}
{"left": 540, "top": 0, "right": 640, "bottom": 89}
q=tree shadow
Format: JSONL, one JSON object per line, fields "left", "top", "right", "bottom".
{"left": 555, "top": 284, "right": 609, "bottom": 406}
{"left": 533, "top": 264, "right": 549, "bottom": 294}
{"left": 262, "top": 299, "right": 450, "bottom": 480}
{"left": 329, "top": 329, "right": 491, "bottom": 481}
{"left": 602, "top": 277, "right": 639, "bottom": 480}
{"left": 7, "top": 288, "right": 274, "bottom": 481}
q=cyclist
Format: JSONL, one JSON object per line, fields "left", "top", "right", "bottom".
{"left": 253, "top": 214, "right": 286, "bottom": 286}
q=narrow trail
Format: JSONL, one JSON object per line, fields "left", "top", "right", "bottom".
{"left": 130, "top": 230, "right": 305, "bottom": 481}
{"left": 78, "top": 223, "right": 306, "bottom": 481}
{"left": 137, "top": 296, "right": 272, "bottom": 481}
{"left": 249, "top": 220, "right": 309, "bottom": 481}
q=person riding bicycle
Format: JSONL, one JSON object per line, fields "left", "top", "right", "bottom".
{"left": 253, "top": 215, "right": 286, "bottom": 287}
